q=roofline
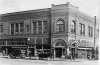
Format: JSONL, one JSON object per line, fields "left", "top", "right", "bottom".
{"left": 0, "top": 8, "right": 51, "bottom": 17}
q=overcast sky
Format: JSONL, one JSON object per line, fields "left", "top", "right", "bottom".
{"left": 0, "top": 0, "right": 99, "bottom": 17}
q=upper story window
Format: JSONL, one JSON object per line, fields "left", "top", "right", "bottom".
{"left": 15, "top": 23, "right": 19, "bottom": 33}
{"left": 20, "top": 23, "right": 24, "bottom": 33}
{"left": 0, "top": 24, "right": 3, "bottom": 33}
{"left": 10, "top": 22, "right": 24, "bottom": 35}
{"left": 26, "top": 25, "right": 29, "bottom": 33}
{"left": 38, "top": 21, "right": 42, "bottom": 34}
{"left": 33, "top": 22, "right": 37, "bottom": 34}
{"left": 11, "top": 23, "right": 14, "bottom": 35}
{"left": 32, "top": 20, "right": 47, "bottom": 34}
{"left": 70, "top": 20, "right": 76, "bottom": 33}
{"left": 88, "top": 26, "right": 93, "bottom": 37}
{"left": 97, "top": 29, "right": 99, "bottom": 38}
{"left": 43, "top": 21, "right": 47, "bottom": 33}
{"left": 80, "top": 23, "right": 85, "bottom": 35}
{"left": 56, "top": 19, "right": 65, "bottom": 32}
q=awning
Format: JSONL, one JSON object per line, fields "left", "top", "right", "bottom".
{"left": 78, "top": 47, "right": 92, "bottom": 50}
{"left": 12, "top": 46, "right": 27, "bottom": 48}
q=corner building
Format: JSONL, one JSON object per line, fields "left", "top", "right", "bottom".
{"left": 0, "top": 3, "right": 98, "bottom": 58}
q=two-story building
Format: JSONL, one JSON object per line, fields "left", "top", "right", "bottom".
{"left": 0, "top": 2, "right": 99, "bottom": 58}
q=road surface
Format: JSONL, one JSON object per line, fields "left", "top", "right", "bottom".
{"left": 0, "top": 57, "right": 99, "bottom": 65}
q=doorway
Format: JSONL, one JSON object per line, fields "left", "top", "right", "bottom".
{"left": 55, "top": 48, "right": 62, "bottom": 57}
{"left": 29, "top": 48, "right": 34, "bottom": 56}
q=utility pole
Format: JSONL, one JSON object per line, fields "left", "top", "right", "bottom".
{"left": 94, "top": 16, "right": 96, "bottom": 58}
{"left": 74, "top": 12, "right": 77, "bottom": 59}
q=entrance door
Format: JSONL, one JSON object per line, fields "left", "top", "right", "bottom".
{"left": 29, "top": 48, "right": 34, "bottom": 56}
{"left": 55, "top": 48, "right": 62, "bottom": 57}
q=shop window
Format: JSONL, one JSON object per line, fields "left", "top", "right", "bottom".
{"left": 56, "top": 19, "right": 65, "bottom": 32}
{"left": 36, "top": 44, "right": 42, "bottom": 49}
{"left": 43, "top": 38, "right": 49, "bottom": 44}
{"left": 36, "top": 38, "right": 42, "bottom": 44}
{"left": 43, "top": 44, "right": 51, "bottom": 49}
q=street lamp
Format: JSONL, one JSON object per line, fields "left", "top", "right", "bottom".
{"left": 27, "top": 38, "right": 30, "bottom": 57}
{"left": 28, "top": 38, "right": 30, "bottom": 41}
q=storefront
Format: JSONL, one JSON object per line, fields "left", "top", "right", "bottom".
{"left": 0, "top": 38, "right": 27, "bottom": 56}
{"left": 52, "top": 39, "right": 67, "bottom": 58}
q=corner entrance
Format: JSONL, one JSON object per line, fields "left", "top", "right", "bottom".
{"left": 52, "top": 39, "right": 66, "bottom": 58}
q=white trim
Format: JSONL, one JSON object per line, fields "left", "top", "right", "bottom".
{"left": 78, "top": 47, "right": 92, "bottom": 50}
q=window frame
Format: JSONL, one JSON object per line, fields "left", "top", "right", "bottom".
{"left": 56, "top": 19, "right": 65, "bottom": 32}
{"left": 0, "top": 24, "right": 3, "bottom": 33}
{"left": 80, "top": 23, "right": 85, "bottom": 35}
{"left": 26, "top": 25, "right": 30, "bottom": 33}
{"left": 88, "top": 26, "right": 93, "bottom": 37}
{"left": 70, "top": 20, "right": 76, "bottom": 33}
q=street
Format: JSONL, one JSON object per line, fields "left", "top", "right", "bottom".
{"left": 0, "top": 57, "right": 99, "bottom": 65}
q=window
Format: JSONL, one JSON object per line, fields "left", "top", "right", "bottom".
{"left": 20, "top": 23, "right": 24, "bottom": 33}
{"left": 97, "top": 29, "right": 99, "bottom": 37}
{"left": 32, "top": 20, "right": 47, "bottom": 34}
{"left": 43, "top": 38, "right": 49, "bottom": 44}
{"left": 11, "top": 23, "right": 14, "bottom": 35}
{"left": 71, "top": 20, "right": 75, "bottom": 33}
{"left": 33, "top": 22, "right": 37, "bottom": 34}
{"left": 88, "top": 26, "right": 93, "bottom": 37}
{"left": 56, "top": 19, "right": 65, "bottom": 32}
{"left": 80, "top": 23, "right": 85, "bottom": 35}
{"left": 0, "top": 24, "right": 3, "bottom": 33}
{"left": 43, "top": 21, "right": 47, "bottom": 33}
{"left": 15, "top": 23, "right": 19, "bottom": 33}
{"left": 26, "top": 25, "right": 29, "bottom": 33}
{"left": 38, "top": 21, "right": 42, "bottom": 34}
{"left": 36, "top": 38, "right": 42, "bottom": 44}
{"left": 88, "top": 26, "right": 90, "bottom": 36}
{"left": 91, "top": 27, "right": 93, "bottom": 37}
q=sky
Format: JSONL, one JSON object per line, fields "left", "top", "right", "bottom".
{"left": 0, "top": 0, "right": 99, "bottom": 17}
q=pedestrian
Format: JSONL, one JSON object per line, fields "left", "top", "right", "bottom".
{"left": 29, "top": 51, "right": 32, "bottom": 59}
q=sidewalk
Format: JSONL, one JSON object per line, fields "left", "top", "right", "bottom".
{"left": 0, "top": 56, "right": 9, "bottom": 58}
{"left": 0, "top": 56, "right": 96, "bottom": 62}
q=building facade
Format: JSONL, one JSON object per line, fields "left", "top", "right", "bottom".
{"left": 0, "top": 2, "right": 99, "bottom": 58}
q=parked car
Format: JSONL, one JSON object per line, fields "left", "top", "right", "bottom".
{"left": 9, "top": 49, "right": 26, "bottom": 59}
{"left": 37, "top": 50, "right": 53, "bottom": 60}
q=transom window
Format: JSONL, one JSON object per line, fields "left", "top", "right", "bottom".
{"left": 56, "top": 19, "right": 65, "bottom": 32}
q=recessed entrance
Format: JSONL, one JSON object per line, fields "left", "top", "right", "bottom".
{"left": 55, "top": 48, "right": 62, "bottom": 57}
{"left": 53, "top": 39, "right": 66, "bottom": 58}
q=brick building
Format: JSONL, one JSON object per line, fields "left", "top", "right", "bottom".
{"left": 0, "top": 2, "right": 99, "bottom": 58}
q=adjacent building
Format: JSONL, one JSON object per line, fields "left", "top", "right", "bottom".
{"left": 0, "top": 2, "right": 99, "bottom": 58}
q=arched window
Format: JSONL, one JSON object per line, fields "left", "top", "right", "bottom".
{"left": 70, "top": 20, "right": 76, "bottom": 33}
{"left": 56, "top": 19, "right": 65, "bottom": 32}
